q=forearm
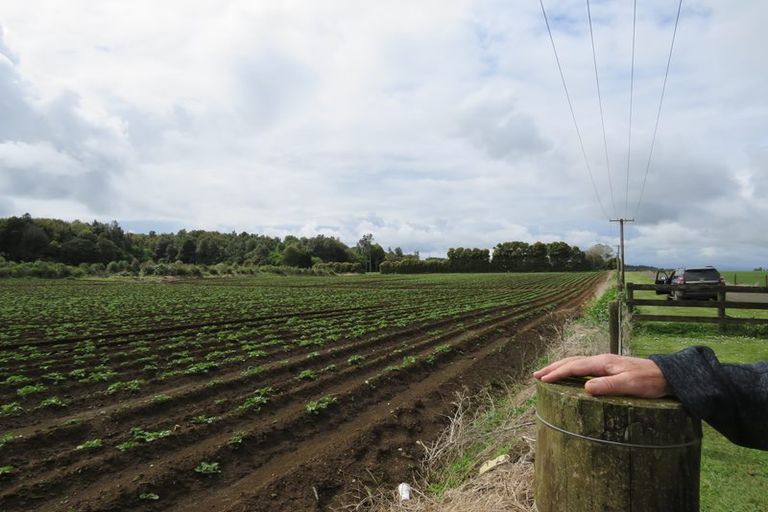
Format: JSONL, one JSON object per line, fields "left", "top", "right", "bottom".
{"left": 649, "top": 346, "right": 768, "bottom": 450}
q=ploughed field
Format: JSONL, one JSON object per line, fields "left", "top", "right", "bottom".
{"left": 0, "top": 272, "right": 602, "bottom": 511}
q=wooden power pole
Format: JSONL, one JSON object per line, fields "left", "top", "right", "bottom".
{"left": 610, "top": 218, "right": 634, "bottom": 290}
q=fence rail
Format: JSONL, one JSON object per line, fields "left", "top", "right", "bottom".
{"left": 626, "top": 283, "right": 768, "bottom": 326}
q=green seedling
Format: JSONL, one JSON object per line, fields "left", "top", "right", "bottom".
{"left": 184, "top": 362, "right": 218, "bottom": 375}
{"left": 347, "top": 355, "right": 364, "bottom": 365}
{"left": 76, "top": 439, "right": 103, "bottom": 450}
{"left": 0, "top": 433, "right": 22, "bottom": 448}
{"left": 106, "top": 380, "right": 144, "bottom": 394}
{"left": 239, "top": 387, "right": 271, "bottom": 412}
{"left": 116, "top": 440, "right": 139, "bottom": 451}
{"left": 0, "top": 402, "right": 24, "bottom": 416}
{"left": 228, "top": 431, "right": 246, "bottom": 447}
{"left": 191, "top": 415, "right": 218, "bottom": 425}
{"left": 305, "top": 395, "right": 337, "bottom": 415}
{"left": 4, "top": 375, "right": 30, "bottom": 386}
{"left": 130, "top": 427, "right": 172, "bottom": 443}
{"left": 39, "top": 396, "right": 67, "bottom": 408}
{"left": 17, "top": 384, "right": 46, "bottom": 398}
{"left": 194, "top": 461, "right": 221, "bottom": 475}
{"left": 297, "top": 369, "right": 316, "bottom": 381}
{"left": 139, "top": 492, "right": 160, "bottom": 501}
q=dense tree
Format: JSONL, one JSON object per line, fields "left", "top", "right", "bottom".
{"left": 179, "top": 239, "right": 197, "bottom": 264}
{"left": 281, "top": 244, "right": 312, "bottom": 268}
{"left": 304, "top": 235, "right": 352, "bottom": 263}
{"left": 585, "top": 244, "right": 615, "bottom": 270}
{"left": 196, "top": 236, "right": 222, "bottom": 265}
{"left": 60, "top": 238, "right": 101, "bottom": 265}
{"left": 447, "top": 247, "right": 490, "bottom": 272}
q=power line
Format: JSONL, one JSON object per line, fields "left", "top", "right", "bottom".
{"left": 538, "top": 0, "right": 609, "bottom": 220}
{"left": 624, "top": 0, "right": 637, "bottom": 217}
{"left": 586, "top": 0, "right": 616, "bottom": 217}
{"left": 634, "top": 0, "right": 684, "bottom": 218}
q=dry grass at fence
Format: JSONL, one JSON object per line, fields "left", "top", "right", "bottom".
{"left": 342, "top": 319, "right": 608, "bottom": 512}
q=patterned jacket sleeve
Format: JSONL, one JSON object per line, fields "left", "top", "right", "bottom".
{"left": 649, "top": 346, "right": 768, "bottom": 450}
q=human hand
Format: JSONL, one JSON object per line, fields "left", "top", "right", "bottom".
{"left": 533, "top": 354, "right": 670, "bottom": 398}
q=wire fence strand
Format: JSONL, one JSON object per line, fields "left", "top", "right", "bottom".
{"left": 586, "top": 0, "right": 616, "bottom": 217}
{"left": 633, "top": 0, "right": 684, "bottom": 218}
{"left": 539, "top": 0, "right": 609, "bottom": 220}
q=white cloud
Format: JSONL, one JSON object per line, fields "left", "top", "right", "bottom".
{"left": 0, "top": 0, "right": 766, "bottom": 267}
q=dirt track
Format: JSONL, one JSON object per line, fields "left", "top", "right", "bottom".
{"left": 0, "top": 274, "right": 603, "bottom": 512}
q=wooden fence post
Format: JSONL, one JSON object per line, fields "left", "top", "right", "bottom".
{"left": 609, "top": 301, "right": 619, "bottom": 355}
{"left": 534, "top": 380, "right": 702, "bottom": 512}
{"left": 717, "top": 287, "right": 726, "bottom": 331}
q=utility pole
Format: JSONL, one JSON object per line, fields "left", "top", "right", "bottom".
{"left": 610, "top": 218, "right": 634, "bottom": 290}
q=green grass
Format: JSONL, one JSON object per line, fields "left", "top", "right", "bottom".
{"left": 627, "top": 271, "right": 768, "bottom": 511}
{"left": 699, "top": 424, "right": 768, "bottom": 512}
{"left": 722, "top": 270, "right": 768, "bottom": 286}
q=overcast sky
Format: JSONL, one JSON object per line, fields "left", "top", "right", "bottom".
{"left": 0, "top": 1, "right": 766, "bottom": 268}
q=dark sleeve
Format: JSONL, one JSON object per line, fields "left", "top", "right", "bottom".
{"left": 648, "top": 346, "right": 768, "bottom": 451}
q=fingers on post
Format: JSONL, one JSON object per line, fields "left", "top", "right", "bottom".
{"left": 533, "top": 356, "right": 584, "bottom": 378}
{"left": 584, "top": 372, "right": 637, "bottom": 396}
{"left": 539, "top": 354, "right": 616, "bottom": 383}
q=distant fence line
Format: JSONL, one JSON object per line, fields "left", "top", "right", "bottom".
{"left": 625, "top": 283, "right": 768, "bottom": 326}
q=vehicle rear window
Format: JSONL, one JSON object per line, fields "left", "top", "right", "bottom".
{"left": 684, "top": 269, "right": 720, "bottom": 281}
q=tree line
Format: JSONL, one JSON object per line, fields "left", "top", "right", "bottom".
{"left": 381, "top": 241, "right": 615, "bottom": 274}
{"left": 0, "top": 215, "right": 614, "bottom": 277}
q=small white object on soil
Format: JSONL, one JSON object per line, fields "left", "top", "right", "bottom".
{"left": 478, "top": 454, "right": 510, "bottom": 476}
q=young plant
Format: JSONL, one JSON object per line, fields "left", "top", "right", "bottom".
{"left": 241, "top": 366, "right": 264, "bottom": 377}
{"left": 106, "top": 379, "right": 144, "bottom": 394}
{"left": 191, "top": 415, "right": 218, "bottom": 425}
{"left": 76, "top": 439, "right": 103, "bottom": 450}
{"left": 3, "top": 375, "right": 30, "bottom": 386}
{"left": 228, "top": 431, "right": 246, "bottom": 447}
{"left": 0, "top": 465, "right": 14, "bottom": 477}
{"left": 239, "top": 387, "right": 271, "bottom": 412}
{"left": 116, "top": 440, "right": 139, "bottom": 451}
{"left": 0, "top": 402, "right": 24, "bottom": 417}
{"left": 297, "top": 369, "right": 316, "bottom": 381}
{"left": 130, "top": 427, "right": 172, "bottom": 443}
{"left": 139, "top": 492, "right": 160, "bottom": 501}
{"left": 184, "top": 362, "right": 218, "bottom": 375}
{"left": 194, "top": 461, "right": 221, "bottom": 475}
{"left": 39, "top": 396, "right": 67, "bottom": 408}
{"left": 305, "top": 395, "right": 337, "bottom": 415}
{"left": 347, "top": 354, "right": 365, "bottom": 365}
{"left": 0, "top": 433, "right": 22, "bottom": 448}
{"left": 17, "top": 384, "right": 46, "bottom": 398}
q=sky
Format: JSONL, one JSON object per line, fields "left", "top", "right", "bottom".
{"left": 0, "top": 0, "right": 766, "bottom": 268}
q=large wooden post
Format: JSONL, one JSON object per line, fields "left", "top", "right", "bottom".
{"left": 608, "top": 301, "right": 619, "bottom": 355}
{"left": 717, "top": 287, "right": 726, "bottom": 332}
{"left": 534, "top": 380, "right": 702, "bottom": 512}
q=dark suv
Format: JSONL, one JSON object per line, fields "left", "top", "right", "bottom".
{"left": 655, "top": 266, "right": 724, "bottom": 300}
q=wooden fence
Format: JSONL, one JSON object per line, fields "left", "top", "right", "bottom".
{"left": 625, "top": 283, "right": 768, "bottom": 326}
